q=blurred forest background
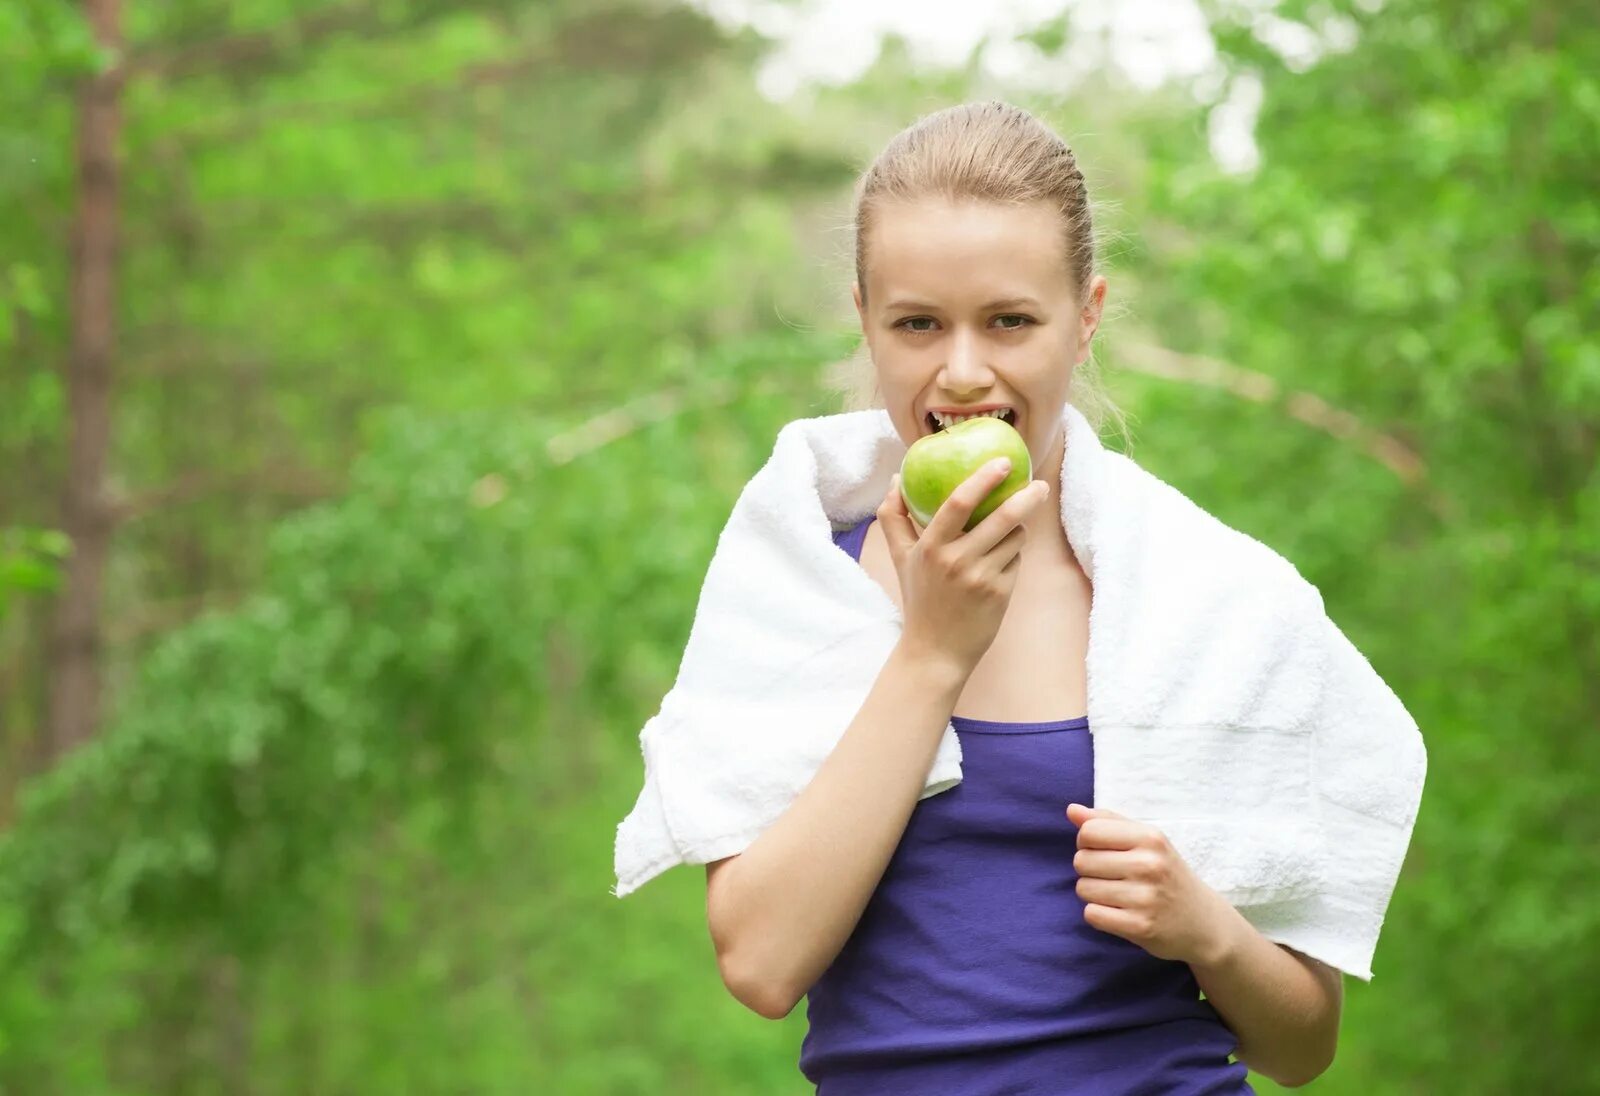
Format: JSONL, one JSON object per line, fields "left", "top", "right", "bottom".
{"left": 1, "top": 0, "right": 1596, "bottom": 1091}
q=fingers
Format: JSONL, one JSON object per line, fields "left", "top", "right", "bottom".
{"left": 1074, "top": 817, "right": 1147, "bottom": 851}
{"left": 1072, "top": 848, "right": 1135, "bottom": 879}
{"left": 925, "top": 458, "right": 1018, "bottom": 544}
{"left": 965, "top": 477, "right": 1051, "bottom": 557}
{"left": 879, "top": 463, "right": 1051, "bottom": 570}
{"left": 876, "top": 474, "right": 918, "bottom": 564}
{"left": 1081, "top": 902, "right": 1145, "bottom": 939}
{"left": 1075, "top": 876, "right": 1147, "bottom": 908}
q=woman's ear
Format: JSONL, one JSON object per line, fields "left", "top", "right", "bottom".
{"left": 852, "top": 280, "right": 865, "bottom": 321}
{"left": 1077, "top": 275, "right": 1107, "bottom": 363}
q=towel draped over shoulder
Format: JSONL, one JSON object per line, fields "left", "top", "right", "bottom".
{"left": 612, "top": 402, "right": 1427, "bottom": 981}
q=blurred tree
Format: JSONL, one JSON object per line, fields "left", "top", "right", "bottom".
{"left": 0, "top": 0, "right": 844, "bottom": 781}
{"left": 49, "top": 0, "right": 124, "bottom": 761}
{"left": 1, "top": 0, "right": 857, "bottom": 1089}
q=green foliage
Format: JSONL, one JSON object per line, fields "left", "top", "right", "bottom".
{"left": 0, "top": 329, "right": 837, "bottom": 1088}
{"left": 0, "top": 527, "right": 69, "bottom": 624}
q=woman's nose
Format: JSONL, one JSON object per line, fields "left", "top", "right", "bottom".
{"left": 943, "top": 329, "right": 991, "bottom": 385}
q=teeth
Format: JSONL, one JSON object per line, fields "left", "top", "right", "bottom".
{"left": 932, "top": 408, "right": 1013, "bottom": 430}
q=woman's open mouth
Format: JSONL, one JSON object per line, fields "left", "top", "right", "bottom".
{"left": 924, "top": 407, "right": 1019, "bottom": 435}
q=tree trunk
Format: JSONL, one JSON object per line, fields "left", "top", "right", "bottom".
{"left": 47, "top": 0, "right": 124, "bottom": 761}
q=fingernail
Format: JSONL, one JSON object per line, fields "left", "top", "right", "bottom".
{"left": 993, "top": 458, "right": 1011, "bottom": 474}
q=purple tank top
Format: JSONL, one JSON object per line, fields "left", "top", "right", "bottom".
{"left": 798, "top": 514, "right": 1253, "bottom": 1094}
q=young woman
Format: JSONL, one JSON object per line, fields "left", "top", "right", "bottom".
{"left": 701, "top": 102, "right": 1344, "bottom": 1093}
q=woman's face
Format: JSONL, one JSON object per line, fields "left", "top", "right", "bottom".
{"left": 853, "top": 197, "right": 1105, "bottom": 479}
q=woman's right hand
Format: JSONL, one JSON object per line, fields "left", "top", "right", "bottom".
{"left": 876, "top": 457, "right": 1052, "bottom": 679}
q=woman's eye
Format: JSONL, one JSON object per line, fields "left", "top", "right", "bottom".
{"left": 895, "top": 315, "right": 1032, "bottom": 334}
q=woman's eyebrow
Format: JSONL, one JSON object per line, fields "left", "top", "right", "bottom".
{"left": 885, "top": 296, "right": 1041, "bottom": 311}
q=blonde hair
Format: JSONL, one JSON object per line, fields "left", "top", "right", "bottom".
{"left": 826, "top": 100, "right": 1131, "bottom": 449}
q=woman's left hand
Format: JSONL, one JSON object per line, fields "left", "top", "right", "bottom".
{"left": 1065, "top": 802, "right": 1238, "bottom": 967}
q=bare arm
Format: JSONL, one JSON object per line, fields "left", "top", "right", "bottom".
{"left": 706, "top": 457, "right": 1048, "bottom": 1020}
{"left": 1064, "top": 795, "right": 1343, "bottom": 1086}
{"left": 706, "top": 639, "right": 967, "bottom": 1019}
{"left": 1190, "top": 907, "right": 1344, "bottom": 1087}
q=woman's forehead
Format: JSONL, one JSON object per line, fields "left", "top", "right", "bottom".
{"left": 866, "top": 200, "right": 1068, "bottom": 299}
{"left": 872, "top": 195, "right": 1059, "bottom": 239}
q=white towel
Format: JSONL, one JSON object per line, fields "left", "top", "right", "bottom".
{"left": 612, "top": 400, "right": 1427, "bottom": 981}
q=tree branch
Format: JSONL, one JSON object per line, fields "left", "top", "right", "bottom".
{"left": 1112, "top": 337, "right": 1456, "bottom": 520}
{"left": 541, "top": 371, "right": 835, "bottom": 466}
{"left": 544, "top": 380, "right": 740, "bottom": 466}
{"left": 1117, "top": 338, "right": 1417, "bottom": 472}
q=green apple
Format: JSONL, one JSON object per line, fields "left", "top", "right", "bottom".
{"left": 899, "top": 414, "right": 1033, "bottom": 532}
